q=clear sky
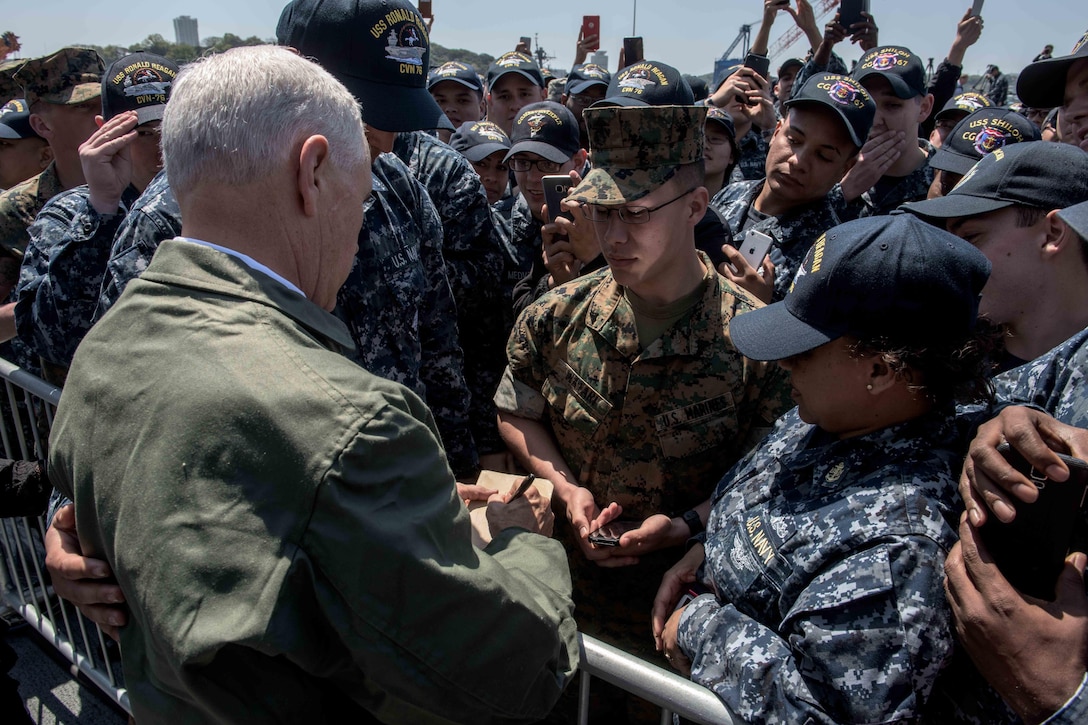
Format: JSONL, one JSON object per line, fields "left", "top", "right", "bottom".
{"left": 4, "top": 1, "right": 1083, "bottom": 80}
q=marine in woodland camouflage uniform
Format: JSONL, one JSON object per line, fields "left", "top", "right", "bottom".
{"left": 0, "top": 48, "right": 103, "bottom": 257}
{"left": 495, "top": 105, "right": 792, "bottom": 663}
{"left": 392, "top": 130, "right": 506, "bottom": 459}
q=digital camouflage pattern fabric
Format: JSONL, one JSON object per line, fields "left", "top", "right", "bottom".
{"left": 830, "top": 139, "right": 937, "bottom": 221}
{"left": 733, "top": 127, "right": 769, "bottom": 182}
{"left": 993, "top": 325, "right": 1088, "bottom": 427}
{"left": 13, "top": 47, "right": 103, "bottom": 106}
{"left": 0, "top": 162, "right": 63, "bottom": 255}
{"left": 679, "top": 407, "right": 964, "bottom": 723}
{"left": 570, "top": 104, "right": 706, "bottom": 206}
{"left": 393, "top": 130, "right": 505, "bottom": 458}
{"left": 16, "top": 183, "right": 141, "bottom": 380}
{"left": 711, "top": 178, "right": 841, "bottom": 301}
{"left": 495, "top": 255, "right": 792, "bottom": 659}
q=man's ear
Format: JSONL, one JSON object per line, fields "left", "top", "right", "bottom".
{"left": 28, "top": 113, "right": 52, "bottom": 142}
{"left": 916, "top": 93, "right": 935, "bottom": 124}
{"left": 297, "top": 134, "right": 331, "bottom": 218}
{"left": 1043, "top": 208, "right": 1078, "bottom": 259}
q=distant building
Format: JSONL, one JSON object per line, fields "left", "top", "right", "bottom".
{"left": 173, "top": 16, "right": 199, "bottom": 48}
{"left": 591, "top": 50, "right": 609, "bottom": 70}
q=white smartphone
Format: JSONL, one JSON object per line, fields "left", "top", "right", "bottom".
{"left": 739, "top": 229, "right": 773, "bottom": 270}
{"left": 971, "top": 0, "right": 984, "bottom": 17}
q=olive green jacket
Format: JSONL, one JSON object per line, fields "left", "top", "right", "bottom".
{"left": 50, "top": 239, "right": 578, "bottom": 724}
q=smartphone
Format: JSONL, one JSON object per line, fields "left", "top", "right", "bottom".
{"left": 582, "top": 16, "right": 600, "bottom": 51}
{"left": 542, "top": 175, "right": 573, "bottom": 223}
{"left": 838, "top": 0, "right": 869, "bottom": 29}
{"left": 739, "top": 229, "right": 773, "bottom": 270}
{"left": 743, "top": 52, "right": 770, "bottom": 81}
{"left": 417, "top": 0, "right": 432, "bottom": 19}
{"left": 588, "top": 521, "right": 641, "bottom": 547}
{"left": 623, "top": 37, "right": 644, "bottom": 66}
{"left": 970, "top": 0, "right": 985, "bottom": 17}
{"left": 978, "top": 443, "right": 1088, "bottom": 600}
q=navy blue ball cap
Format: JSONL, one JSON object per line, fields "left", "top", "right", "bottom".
{"left": 428, "top": 62, "right": 482, "bottom": 93}
{"left": 567, "top": 63, "right": 611, "bottom": 95}
{"left": 1057, "top": 199, "right": 1088, "bottom": 242}
{"left": 901, "top": 141, "right": 1088, "bottom": 219}
{"left": 276, "top": 0, "right": 453, "bottom": 132}
{"left": 486, "top": 52, "right": 545, "bottom": 89}
{"left": 853, "top": 45, "right": 926, "bottom": 99}
{"left": 595, "top": 60, "right": 694, "bottom": 107}
{"left": 731, "top": 215, "right": 990, "bottom": 361}
{"left": 450, "top": 120, "right": 510, "bottom": 162}
{"left": 503, "top": 101, "right": 580, "bottom": 164}
{"left": 101, "top": 52, "right": 178, "bottom": 124}
{"left": 934, "top": 92, "right": 991, "bottom": 122}
{"left": 1017, "top": 29, "right": 1088, "bottom": 108}
{"left": 931, "top": 108, "right": 1041, "bottom": 176}
{"left": 0, "top": 99, "right": 39, "bottom": 140}
{"left": 785, "top": 73, "right": 875, "bottom": 147}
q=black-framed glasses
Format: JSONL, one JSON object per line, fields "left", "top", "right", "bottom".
{"left": 509, "top": 157, "right": 564, "bottom": 173}
{"left": 580, "top": 187, "right": 697, "bottom": 225}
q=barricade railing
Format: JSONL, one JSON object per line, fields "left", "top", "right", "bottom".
{"left": 0, "top": 357, "right": 733, "bottom": 724}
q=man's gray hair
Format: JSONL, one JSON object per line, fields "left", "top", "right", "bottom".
{"left": 162, "top": 45, "right": 366, "bottom": 194}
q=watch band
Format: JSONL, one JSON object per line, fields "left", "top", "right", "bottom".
{"left": 682, "top": 508, "right": 704, "bottom": 536}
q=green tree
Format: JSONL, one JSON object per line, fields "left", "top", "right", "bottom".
{"left": 136, "top": 33, "right": 172, "bottom": 57}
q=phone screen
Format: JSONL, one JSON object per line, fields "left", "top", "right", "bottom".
{"left": 582, "top": 16, "right": 600, "bottom": 51}
{"left": 623, "top": 37, "right": 644, "bottom": 66}
{"left": 838, "top": 0, "right": 866, "bottom": 28}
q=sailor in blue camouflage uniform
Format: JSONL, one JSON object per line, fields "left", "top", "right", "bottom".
{"left": 711, "top": 73, "right": 875, "bottom": 302}
{"left": 391, "top": 129, "right": 509, "bottom": 466}
{"left": 656, "top": 214, "right": 995, "bottom": 723}
{"left": 15, "top": 52, "right": 177, "bottom": 384}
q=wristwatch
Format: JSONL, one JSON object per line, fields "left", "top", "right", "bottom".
{"left": 682, "top": 508, "right": 704, "bottom": 536}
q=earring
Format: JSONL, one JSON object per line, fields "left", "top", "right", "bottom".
{"left": 866, "top": 384, "right": 873, "bottom": 391}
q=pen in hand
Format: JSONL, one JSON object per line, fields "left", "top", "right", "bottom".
{"left": 508, "top": 473, "right": 536, "bottom": 502}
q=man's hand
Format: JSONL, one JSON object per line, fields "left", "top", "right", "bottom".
{"left": 44, "top": 504, "right": 127, "bottom": 640}
{"left": 456, "top": 481, "right": 498, "bottom": 506}
{"left": 960, "top": 407, "right": 1088, "bottom": 527}
{"left": 785, "top": 0, "right": 822, "bottom": 52}
{"left": 945, "top": 515, "right": 1088, "bottom": 723}
{"left": 574, "top": 29, "right": 598, "bottom": 67}
{"left": 949, "top": 9, "right": 983, "bottom": 66}
{"left": 848, "top": 11, "right": 879, "bottom": 51}
{"left": 660, "top": 606, "right": 693, "bottom": 675}
{"left": 839, "top": 129, "right": 904, "bottom": 201}
{"left": 485, "top": 484, "right": 555, "bottom": 537}
{"left": 80, "top": 111, "right": 139, "bottom": 216}
{"left": 556, "top": 485, "right": 639, "bottom": 565}
{"left": 813, "top": 13, "right": 850, "bottom": 66}
{"left": 652, "top": 542, "right": 705, "bottom": 654}
{"left": 708, "top": 67, "right": 768, "bottom": 122}
{"left": 718, "top": 245, "right": 775, "bottom": 303}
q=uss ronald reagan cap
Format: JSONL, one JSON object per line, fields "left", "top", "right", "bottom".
{"left": 595, "top": 61, "right": 694, "bottom": 107}
{"left": 450, "top": 120, "right": 510, "bottom": 162}
{"left": 931, "top": 108, "right": 1041, "bottom": 176}
{"left": 784, "top": 73, "right": 875, "bottom": 147}
{"left": 101, "top": 52, "right": 179, "bottom": 124}
{"left": 730, "top": 214, "right": 990, "bottom": 361}
{"left": 1017, "top": 29, "right": 1088, "bottom": 108}
{"left": 504, "top": 101, "right": 580, "bottom": 164}
{"left": 15, "top": 47, "right": 104, "bottom": 106}
{"left": 901, "top": 141, "right": 1088, "bottom": 219}
{"left": 568, "top": 104, "right": 705, "bottom": 206}
{"left": 853, "top": 45, "right": 927, "bottom": 99}
{"left": 276, "top": 0, "right": 453, "bottom": 131}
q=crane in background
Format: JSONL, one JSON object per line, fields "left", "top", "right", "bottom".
{"left": 767, "top": 0, "right": 840, "bottom": 60}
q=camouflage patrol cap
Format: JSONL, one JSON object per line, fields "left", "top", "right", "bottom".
{"left": 14, "top": 47, "right": 104, "bottom": 106}
{"left": 931, "top": 108, "right": 1041, "bottom": 176}
{"left": 730, "top": 215, "right": 990, "bottom": 361}
{"left": 0, "top": 59, "right": 25, "bottom": 105}
{"left": 568, "top": 105, "right": 705, "bottom": 206}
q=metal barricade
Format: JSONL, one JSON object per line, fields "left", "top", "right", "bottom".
{"left": 0, "top": 357, "right": 733, "bottom": 723}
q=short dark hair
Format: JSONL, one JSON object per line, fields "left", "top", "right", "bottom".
{"left": 1014, "top": 205, "right": 1047, "bottom": 228}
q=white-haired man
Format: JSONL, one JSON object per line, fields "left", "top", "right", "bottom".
{"left": 48, "top": 45, "right": 577, "bottom": 724}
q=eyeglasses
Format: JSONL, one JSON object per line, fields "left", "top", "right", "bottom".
{"left": 568, "top": 93, "right": 602, "bottom": 106}
{"left": 581, "top": 187, "right": 697, "bottom": 225}
{"left": 509, "top": 157, "right": 565, "bottom": 173}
